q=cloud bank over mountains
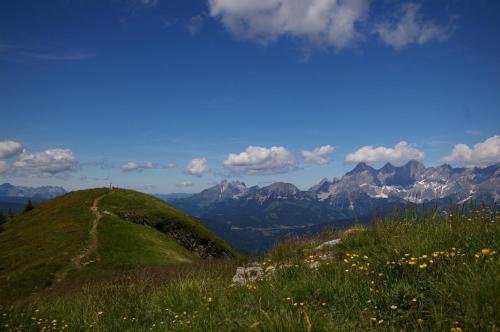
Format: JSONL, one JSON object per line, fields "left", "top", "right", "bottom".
{"left": 1, "top": 136, "right": 499, "bottom": 184}
{"left": 345, "top": 141, "right": 425, "bottom": 164}
{"left": 444, "top": 136, "right": 500, "bottom": 166}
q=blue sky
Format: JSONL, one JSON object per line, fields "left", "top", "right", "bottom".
{"left": 1, "top": 0, "right": 499, "bottom": 193}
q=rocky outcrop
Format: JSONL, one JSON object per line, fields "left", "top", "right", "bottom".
{"left": 231, "top": 238, "right": 342, "bottom": 285}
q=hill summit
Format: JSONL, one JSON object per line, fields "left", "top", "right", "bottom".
{"left": 0, "top": 188, "right": 236, "bottom": 301}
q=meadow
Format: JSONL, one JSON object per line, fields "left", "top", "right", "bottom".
{"left": 0, "top": 205, "right": 498, "bottom": 331}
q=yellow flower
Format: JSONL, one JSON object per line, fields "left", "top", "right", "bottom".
{"left": 97, "top": 311, "right": 103, "bottom": 315}
{"left": 207, "top": 297, "right": 213, "bottom": 303}
{"left": 481, "top": 248, "right": 492, "bottom": 255}
{"left": 390, "top": 305, "right": 398, "bottom": 310}
{"left": 450, "top": 328, "right": 462, "bottom": 332}
{"left": 419, "top": 263, "right": 428, "bottom": 269}
{"left": 370, "top": 317, "right": 377, "bottom": 321}
{"left": 378, "top": 319, "right": 384, "bottom": 324}
{"left": 409, "top": 261, "right": 417, "bottom": 265}
{"left": 417, "top": 318, "right": 424, "bottom": 325}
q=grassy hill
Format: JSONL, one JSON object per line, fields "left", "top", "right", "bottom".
{"left": 0, "top": 188, "right": 236, "bottom": 302}
{"left": 0, "top": 198, "right": 498, "bottom": 331}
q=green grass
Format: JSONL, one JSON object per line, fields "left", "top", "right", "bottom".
{"left": 0, "top": 188, "right": 108, "bottom": 300}
{"left": 0, "top": 188, "right": 235, "bottom": 305}
{"left": 92, "top": 214, "right": 196, "bottom": 270}
{"left": 0, "top": 205, "right": 498, "bottom": 331}
{"left": 98, "top": 188, "right": 236, "bottom": 257}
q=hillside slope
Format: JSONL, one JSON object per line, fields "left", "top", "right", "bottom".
{"left": 0, "top": 188, "right": 236, "bottom": 302}
{"left": 0, "top": 205, "right": 498, "bottom": 331}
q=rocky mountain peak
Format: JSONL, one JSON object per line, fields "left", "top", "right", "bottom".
{"left": 346, "top": 162, "right": 376, "bottom": 176}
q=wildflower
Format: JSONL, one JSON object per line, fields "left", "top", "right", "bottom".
{"left": 481, "top": 248, "right": 492, "bottom": 255}
{"left": 299, "top": 302, "right": 304, "bottom": 306}
{"left": 321, "top": 303, "right": 326, "bottom": 306}
{"left": 390, "top": 305, "right": 398, "bottom": 310}
{"left": 419, "top": 263, "right": 428, "bottom": 269}
{"left": 97, "top": 311, "right": 103, "bottom": 315}
{"left": 417, "top": 318, "right": 424, "bottom": 325}
{"left": 411, "top": 298, "right": 417, "bottom": 302}
{"left": 409, "top": 261, "right": 417, "bottom": 265}
{"left": 378, "top": 319, "right": 384, "bottom": 324}
{"left": 450, "top": 328, "right": 462, "bottom": 332}
{"left": 207, "top": 297, "right": 213, "bottom": 303}
{"left": 370, "top": 317, "right": 377, "bottom": 321}
{"left": 421, "top": 255, "right": 428, "bottom": 259}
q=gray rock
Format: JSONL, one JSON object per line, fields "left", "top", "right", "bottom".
{"left": 315, "top": 238, "right": 341, "bottom": 250}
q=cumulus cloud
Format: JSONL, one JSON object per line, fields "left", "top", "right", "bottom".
{"left": 223, "top": 146, "right": 295, "bottom": 174}
{"left": 185, "top": 158, "right": 210, "bottom": 177}
{"left": 208, "top": 0, "right": 370, "bottom": 50}
{"left": 443, "top": 136, "right": 500, "bottom": 166}
{"left": 345, "top": 141, "right": 424, "bottom": 164}
{"left": 0, "top": 140, "right": 23, "bottom": 159}
{"left": 176, "top": 181, "right": 194, "bottom": 188}
{"left": 121, "top": 161, "right": 177, "bottom": 172}
{"left": 301, "top": 145, "right": 335, "bottom": 165}
{"left": 375, "top": 3, "right": 454, "bottom": 49}
{"left": 10, "top": 149, "right": 79, "bottom": 176}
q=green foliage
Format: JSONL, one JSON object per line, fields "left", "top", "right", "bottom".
{"left": 0, "top": 205, "right": 498, "bottom": 331}
{"left": 7, "top": 207, "right": 15, "bottom": 219}
{"left": 24, "top": 199, "right": 34, "bottom": 212}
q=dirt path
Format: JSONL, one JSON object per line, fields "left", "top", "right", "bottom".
{"left": 54, "top": 193, "right": 108, "bottom": 283}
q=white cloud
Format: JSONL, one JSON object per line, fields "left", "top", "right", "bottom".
{"left": 121, "top": 161, "right": 177, "bottom": 172}
{"left": 185, "top": 158, "right": 210, "bottom": 177}
{"left": 208, "top": 0, "right": 370, "bottom": 50}
{"left": 301, "top": 145, "right": 335, "bottom": 165}
{"left": 176, "top": 181, "right": 194, "bottom": 188}
{"left": 375, "top": 3, "right": 454, "bottom": 49}
{"left": 443, "top": 136, "right": 500, "bottom": 166}
{"left": 223, "top": 146, "right": 295, "bottom": 174}
{"left": 345, "top": 141, "right": 424, "bottom": 164}
{"left": 11, "top": 148, "right": 79, "bottom": 176}
{"left": 0, "top": 140, "right": 23, "bottom": 159}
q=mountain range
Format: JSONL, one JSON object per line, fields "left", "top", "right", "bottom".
{"left": 0, "top": 183, "right": 66, "bottom": 213}
{"left": 169, "top": 161, "right": 499, "bottom": 253}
